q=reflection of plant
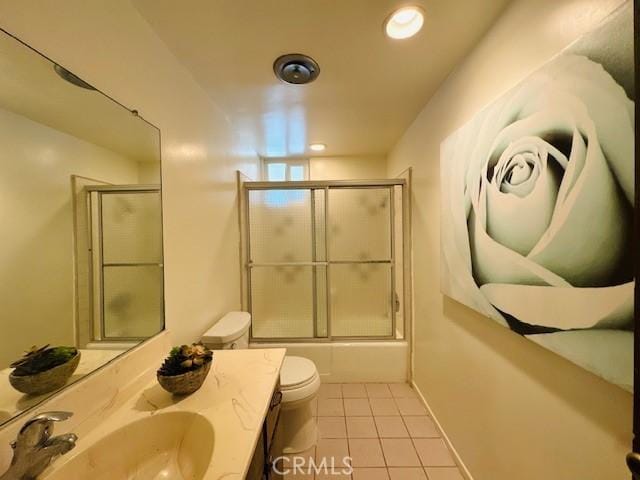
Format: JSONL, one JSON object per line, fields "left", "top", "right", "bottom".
{"left": 10, "top": 345, "right": 78, "bottom": 376}
{"left": 158, "top": 343, "right": 213, "bottom": 376}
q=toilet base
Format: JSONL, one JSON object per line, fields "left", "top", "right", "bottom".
{"left": 280, "top": 401, "right": 318, "bottom": 454}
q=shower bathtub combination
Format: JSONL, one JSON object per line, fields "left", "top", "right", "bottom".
{"left": 239, "top": 177, "right": 411, "bottom": 383}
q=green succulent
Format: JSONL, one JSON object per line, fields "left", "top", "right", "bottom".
{"left": 10, "top": 345, "right": 78, "bottom": 376}
{"left": 158, "top": 342, "right": 213, "bottom": 376}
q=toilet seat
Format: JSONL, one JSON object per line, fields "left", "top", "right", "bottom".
{"left": 280, "top": 356, "right": 320, "bottom": 406}
{"left": 281, "top": 356, "right": 317, "bottom": 390}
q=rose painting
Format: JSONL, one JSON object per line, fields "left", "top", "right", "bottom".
{"left": 440, "top": 2, "right": 634, "bottom": 391}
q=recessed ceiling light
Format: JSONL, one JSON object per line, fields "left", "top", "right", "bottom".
{"left": 385, "top": 6, "right": 425, "bottom": 40}
{"left": 309, "top": 143, "right": 326, "bottom": 152}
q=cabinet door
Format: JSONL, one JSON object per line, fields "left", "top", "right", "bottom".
{"left": 266, "top": 387, "right": 283, "bottom": 451}
{"left": 248, "top": 386, "right": 283, "bottom": 480}
{"left": 247, "top": 431, "right": 266, "bottom": 480}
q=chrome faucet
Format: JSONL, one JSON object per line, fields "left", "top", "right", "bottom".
{"left": 0, "top": 411, "right": 77, "bottom": 480}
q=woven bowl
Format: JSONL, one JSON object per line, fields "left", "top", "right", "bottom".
{"left": 157, "top": 359, "right": 212, "bottom": 395}
{"left": 9, "top": 352, "right": 81, "bottom": 396}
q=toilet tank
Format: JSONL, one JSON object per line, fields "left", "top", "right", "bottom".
{"left": 201, "top": 311, "right": 251, "bottom": 350}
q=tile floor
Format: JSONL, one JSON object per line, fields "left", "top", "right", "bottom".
{"left": 279, "top": 383, "right": 465, "bottom": 479}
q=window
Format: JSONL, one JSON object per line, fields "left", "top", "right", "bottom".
{"left": 262, "top": 158, "right": 309, "bottom": 207}
{"left": 262, "top": 158, "right": 309, "bottom": 181}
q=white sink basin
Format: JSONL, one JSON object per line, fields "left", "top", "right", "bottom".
{"left": 43, "top": 412, "right": 214, "bottom": 480}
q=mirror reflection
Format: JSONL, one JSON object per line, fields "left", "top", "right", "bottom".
{"left": 0, "top": 29, "right": 163, "bottom": 425}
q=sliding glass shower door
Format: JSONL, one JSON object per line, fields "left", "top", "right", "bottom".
{"left": 246, "top": 181, "right": 403, "bottom": 341}
{"left": 248, "top": 188, "right": 317, "bottom": 338}
{"left": 328, "top": 187, "right": 394, "bottom": 337}
{"left": 89, "top": 187, "right": 164, "bottom": 341}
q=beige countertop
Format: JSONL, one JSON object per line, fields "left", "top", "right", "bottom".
{"left": 39, "top": 346, "right": 286, "bottom": 480}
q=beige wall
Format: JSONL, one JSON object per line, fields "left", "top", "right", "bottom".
{"left": 0, "top": 0, "right": 260, "bottom": 346}
{"left": 137, "top": 162, "right": 161, "bottom": 184}
{"left": 0, "top": 107, "right": 140, "bottom": 367}
{"left": 310, "top": 155, "right": 387, "bottom": 180}
{"left": 388, "top": 0, "right": 633, "bottom": 479}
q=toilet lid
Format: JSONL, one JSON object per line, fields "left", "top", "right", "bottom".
{"left": 202, "top": 312, "right": 251, "bottom": 344}
{"left": 280, "top": 356, "right": 318, "bottom": 390}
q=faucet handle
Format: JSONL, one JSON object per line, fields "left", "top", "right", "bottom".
{"left": 14, "top": 411, "right": 74, "bottom": 448}
{"left": 19, "top": 412, "right": 73, "bottom": 434}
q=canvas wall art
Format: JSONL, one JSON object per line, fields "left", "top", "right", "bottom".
{"left": 440, "top": 1, "right": 634, "bottom": 391}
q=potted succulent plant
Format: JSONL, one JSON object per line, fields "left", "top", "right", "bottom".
{"left": 9, "top": 345, "right": 81, "bottom": 395}
{"left": 157, "top": 343, "right": 213, "bottom": 395}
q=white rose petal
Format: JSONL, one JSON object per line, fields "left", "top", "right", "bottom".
{"left": 467, "top": 55, "right": 632, "bottom": 291}
{"left": 485, "top": 136, "right": 565, "bottom": 256}
{"left": 527, "top": 329, "right": 633, "bottom": 392}
{"left": 469, "top": 210, "right": 571, "bottom": 287}
{"left": 530, "top": 55, "right": 634, "bottom": 204}
{"left": 527, "top": 103, "right": 630, "bottom": 286}
{"left": 479, "top": 281, "right": 633, "bottom": 330}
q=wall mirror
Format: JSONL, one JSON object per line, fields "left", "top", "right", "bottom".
{"left": 0, "top": 29, "right": 163, "bottom": 426}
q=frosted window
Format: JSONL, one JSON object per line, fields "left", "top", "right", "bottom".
{"left": 267, "top": 163, "right": 286, "bottom": 181}
{"left": 290, "top": 165, "right": 305, "bottom": 181}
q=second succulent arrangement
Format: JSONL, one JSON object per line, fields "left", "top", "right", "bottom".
{"left": 158, "top": 343, "right": 213, "bottom": 377}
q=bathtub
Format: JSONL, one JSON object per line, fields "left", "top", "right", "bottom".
{"left": 250, "top": 340, "right": 408, "bottom": 383}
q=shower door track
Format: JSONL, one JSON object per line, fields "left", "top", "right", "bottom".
{"left": 244, "top": 178, "right": 406, "bottom": 343}
{"left": 246, "top": 179, "right": 405, "bottom": 189}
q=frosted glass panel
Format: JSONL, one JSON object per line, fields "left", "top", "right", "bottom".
{"left": 102, "top": 192, "right": 162, "bottom": 264}
{"left": 393, "top": 185, "right": 405, "bottom": 339}
{"left": 329, "top": 188, "right": 391, "bottom": 261}
{"left": 330, "top": 263, "right": 392, "bottom": 337}
{"left": 251, "top": 266, "right": 314, "bottom": 338}
{"left": 249, "top": 189, "right": 312, "bottom": 263}
{"left": 314, "top": 189, "right": 326, "bottom": 262}
{"left": 103, "top": 265, "right": 163, "bottom": 338}
{"left": 315, "top": 265, "right": 328, "bottom": 337}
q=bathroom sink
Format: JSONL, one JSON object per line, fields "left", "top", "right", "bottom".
{"left": 43, "top": 412, "right": 214, "bottom": 480}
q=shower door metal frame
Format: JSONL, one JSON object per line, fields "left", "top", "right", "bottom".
{"left": 86, "top": 184, "right": 164, "bottom": 343}
{"left": 244, "top": 179, "right": 406, "bottom": 343}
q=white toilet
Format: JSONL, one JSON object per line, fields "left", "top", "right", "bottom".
{"left": 202, "top": 312, "right": 320, "bottom": 453}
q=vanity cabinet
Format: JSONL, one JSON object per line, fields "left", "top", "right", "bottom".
{"left": 247, "top": 384, "right": 282, "bottom": 480}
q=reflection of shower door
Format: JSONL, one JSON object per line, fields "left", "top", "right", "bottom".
{"left": 88, "top": 186, "right": 164, "bottom": 341}
{"left": 245, "top": 180, "right": 404, "bottom": 341}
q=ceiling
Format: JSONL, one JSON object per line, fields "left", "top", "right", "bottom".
{"left": 0, "top": 29, "right": 159, "bottom": 163}
{"left": 133, "top": 0, "right": 511, "bottom": 159}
